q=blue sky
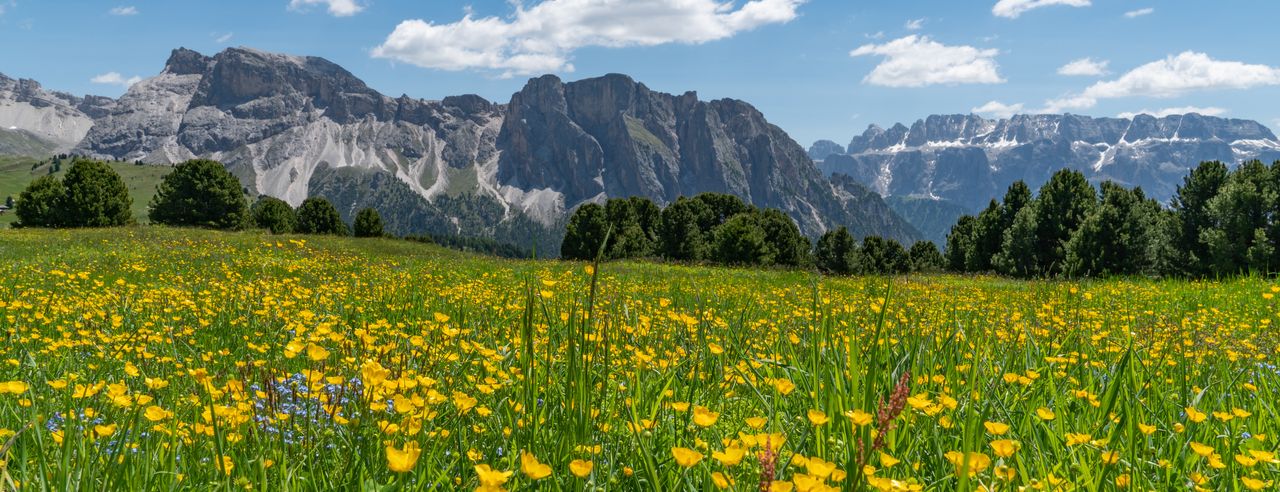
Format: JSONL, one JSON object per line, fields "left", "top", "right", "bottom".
{"left": 2, "top": 0, "right": 1279, "bottom": 146}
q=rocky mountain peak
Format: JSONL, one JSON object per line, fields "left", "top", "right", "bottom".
{"left": 188, "top": 47, "right": 381, "bottom": 118}
{"left": 164, "top": 48, "right": 213, "bottom": 76}
{"left": 808, "top": 140, "right": 846, "bottom": 161}
{"left": 441, "top": 94, "right": 496, "bottom": 115}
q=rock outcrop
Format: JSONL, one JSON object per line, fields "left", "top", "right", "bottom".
{"left": 0, "top": 73, "right": 110, "bottom": 151}
{"left": 494, "top": 73, "right": 916, "bottom": 239}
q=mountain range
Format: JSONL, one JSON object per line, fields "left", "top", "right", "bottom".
{"left": 0, "top": 47, "right": 919, "bottom": 252}
{"left": 810, "top": 114, "right": 1280, "bottom": 243}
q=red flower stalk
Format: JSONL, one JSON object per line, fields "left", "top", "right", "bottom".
{"left": 858, "top": 370, "right": 911, "bottom": 467}
{"left": 758, "top": 435, "right": 777, "bottom": 492}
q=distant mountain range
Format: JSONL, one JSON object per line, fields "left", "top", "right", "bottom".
{"left": 0, "top": 47, "right": 920, "bottom": 250}
{"left": 810, "top": 113, "right": 1280, "bottom": 243}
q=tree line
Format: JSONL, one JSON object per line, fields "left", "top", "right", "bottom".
{"left": 36, "top": 156, "right": 1278, "bottom": 279}
{"left": 13, "top": 158, "right": 386, "bottom": 238}
{"left": 945, "top": 160, "right": 1280, "bottom": 278}
{"left": 561, "top": 192, "right": 945, "bottom": 273}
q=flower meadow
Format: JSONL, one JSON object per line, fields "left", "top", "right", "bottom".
{"left": 0, "top": 228, "right": 1277, "bottom": 491}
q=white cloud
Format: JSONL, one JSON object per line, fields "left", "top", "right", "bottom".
{"left": 865, "top": 31, "right": 885, "bottom": 40}
{"left": 214, "top": 32, "right": 234, "bottom": 43}
{"left": 904, "top": 18, "right": 924, "bottom": 30}
{"left": 91, "top": 72, "right": 142, "bottom": 88}
{"left": 288, "top": 0, "right": 364, "bottom": 17}
{"left": 972, "top": 100, "right": 1025, "bottom": 118}
{"left": 372, "top": 0, "right": 805, "bottom": 75}
{"left": 850, "top": 35, "right": 1004, "bottom": 87}
{"left": 109, "top": 6, "right": 138, "bottom": 16}
{"left": 1117, "top": 106, "right": 1226, "bottom": 119}
{"left": 1123, "top": 7, "right": 1154, "bottom": 18}
{"left": 992, "top": 0, "right": 1090, "bottom": 19}
{"left": 1043, "top": 52, "right": 1280, "bottom": 112}
{"left": 1057, "top": 57, "right": 1109, "bottom": 76}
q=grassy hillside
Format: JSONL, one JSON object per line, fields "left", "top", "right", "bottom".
{"left": 0, "top": 128, "right": 58, "bottom": 157}
{"left": 0, "top": 227, "right": 1275, "bottom": 490}
{"left": 0, "top": 156, "right": 171, "bottom": 226}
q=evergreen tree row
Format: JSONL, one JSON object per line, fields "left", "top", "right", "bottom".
{"left": 561, "top": 193, "right": 811, "bottom": 267}
{"left": 814, "top": 226, "right": 945, "bottom": 275}
{"left": 561, "top": 192, "right": 944, "bottom": 274}
{"left": 14, "top": 158, "right": 386, "bottom": 238}
{"left": 944, "top": 160, "right": 1280, "bottom": 278}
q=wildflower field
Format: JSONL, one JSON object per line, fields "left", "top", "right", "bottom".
{"left": 0, "top": 228, "right": 1277, "bottom": 491}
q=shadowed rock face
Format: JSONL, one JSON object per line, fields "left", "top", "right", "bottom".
{"left": 817, "top": 113, "right": 1280, "bottom": 212}
{"left": 6, "top": 46, "right": 921, "bottom": 244}
{"left": 496, "top": 73, "right": 920, "bottom": 240}
{"left": 164, "top": 48, "right": 213, "bottom": 76}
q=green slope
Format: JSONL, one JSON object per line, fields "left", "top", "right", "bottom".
{"left": 0, "top": 157, "right": 172, "bottom": 227}
{"left": 0, "top": 128, "right": 58, "bottom": 157}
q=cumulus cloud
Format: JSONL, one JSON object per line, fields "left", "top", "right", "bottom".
{"left": 372, "top": 0, "right": 804, "bottom": 75}
{"left": 904, "top": 18, "right": 924, "bottom": 30}
{"left": 1123, "top": 7, "right": 1154, "bottom": 18}
{"left": 1117, "top": 106, "right": 1226, "bottom": 119}
{"left": 109, "top": 6, "right": 138, "bottom": 16}
{"left": 1057, "top": 57, "right": 1109, "bottom": 76}
{"left": 288, "top": 0, "right": 364, "bottom": 17}
{"left": 850, "top": 35, "right": 1004, "bottom": 87}
{"left": 992, "top": 0, "right": 1090, "bottom": 19}
{"left": 91, "top": 72, "right": 142, "bottom": 88}
{"left": 972, "top": 100, "right": 1025, "bottom": 118}
{"left": 1043, "top": 52, "right": 1280, "bottom": 112}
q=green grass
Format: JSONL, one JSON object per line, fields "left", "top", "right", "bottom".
{"left": 0, "top": 158, "right": 171, "bottom": 226}
{"left": 444, "top": 166, "right": 479, "bottom": 197}
{"left": 0, "top": 130, "right": 57, "bottom": 157}
{"left": 0, "top": 226, "right": 1276, "bottom": 491}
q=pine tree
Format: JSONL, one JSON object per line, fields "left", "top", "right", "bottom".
{"left": 967, "top": 200, "right": 1003, "bottom": 272}
{"left": 1064, "top": 182, "right": 1156, "bottom": 276}
{"left": 908, "top": 241, "right": 946, "bottom": 272}
{"left": 251, "top": 196, "right": 297, "bottom": 234}
{"left": 994, "top": 203, "right": 1039, "bottom": 277}
{"left": 815, "top": 226, "right": 857, "bottom": 274}
{"left": 944, "top": 215, "right": 977, "bottom": 272}
{"left": 604, "top": 197, "right": 660, "bottom": 259}
{"left": 712, "top": 212, "right": 773, "bottom": 266}
{"left": 60, "top": 159, "right": 133, "bottom": 227}
{"left": 658, "top": 196, "right": 713, "bottom": 261}
{"left": 1202, "top": 160, "right": 1272, "bottom": 275}
{"left": 1172, "top": 161, "right": 1229, "bottom": 275}
{"left": 859, "top": 236, "right": 908, "bottom": 274}
{"left": 758, "top": 208, "right": 811, "bottom": 267}
{"left": 13, "top": 175, "right": 66, "bottom": 228}
{"left": 295, "top": 197, "right": 349, "bottom": 236}
{"left": 1029, "top": 169, "right": 1096, "bottom": 276}
{"left": 561, "top": 203, "right": 609, "bottom": 260}
{"left": 149, "top": 159, "right": 248, "bottom": 230}
{"left": 353, "top": 208, "right": 385, "bottom": 238}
